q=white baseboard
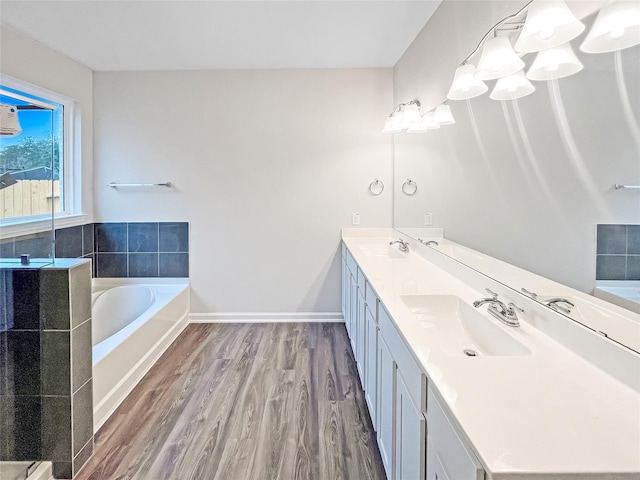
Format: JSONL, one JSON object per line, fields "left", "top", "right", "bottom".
{"left": 189, "top": 312, "right": 344, "bottom": 323}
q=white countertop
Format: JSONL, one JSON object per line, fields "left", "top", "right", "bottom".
{"left": 342, "top": 230, "right": 640, "bottom": 479}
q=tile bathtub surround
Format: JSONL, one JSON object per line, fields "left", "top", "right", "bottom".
{"left": 0, "top": 260, "right": 93, "bottom": 479}
{"left": 3, "top": 221, "right": 189, "bottom": 279}
{"left": 596, "top": 224, "right": 640, "bottom": 281}
{"left": 94, "top": 221, "right": 189, "bottom": 278}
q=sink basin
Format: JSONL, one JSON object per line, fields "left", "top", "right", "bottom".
{"left": 358, "top": 243, "right": 407, "bottom": 259}
{"left": 400, "top": 295, "right": 531, "bottom": 357}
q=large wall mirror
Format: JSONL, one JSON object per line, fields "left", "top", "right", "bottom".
{"left": 392, "top": 5, "right": 639, "bottom": 353}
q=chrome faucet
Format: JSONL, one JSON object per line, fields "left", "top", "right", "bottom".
{"left": 417, "top": 238, "right": 439, "bottom": 247}
{"left": 545, "top": 298, "right": 575, "bottom": 314}
{"left": 389, "top": 238, "right": 409, "bottom": 252}
{"left": 473, "top": 288, "right": 522, "bottom": 327}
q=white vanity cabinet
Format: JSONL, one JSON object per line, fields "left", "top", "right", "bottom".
{"left": 395, "top": 370, "right": 426, "bottom": 480}
{"left": 364, "top": 299, "right": 378, "bottom": 419}
{"left": 376, "top": 332, "right": 395, "bottom": 478}
{"left": 426, "top": 388, "right": 484, "bottom": 480}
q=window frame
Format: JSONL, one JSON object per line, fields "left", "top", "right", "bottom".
{"left": 0, "top": 75, "right": 85, "bottom": 239}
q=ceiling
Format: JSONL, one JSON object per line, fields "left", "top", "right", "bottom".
{"left": 0, "top": 1, "right": 441, "bottom": 71}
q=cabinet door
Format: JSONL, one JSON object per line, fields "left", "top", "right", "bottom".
{"left": 349, "top": 272, "right": 358, "bottom": 351}
{"left": 341, "top": 257, "right": 348, "bottom": 325}
{"left": 377, "top": 335, "right": 395, "bottom": 479}
{"left": 395, "top": 371, "right": 426, "bottom": 480}
{"left": 364, "top": 307, "right": 378, "bottom": 424}
{"left": 356, "top": 290, "right": 366, "bottom": 382}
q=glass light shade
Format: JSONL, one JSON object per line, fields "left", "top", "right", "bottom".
{"left": 421, "top": 112, "right": 441, "bottom": 130}
{"left": 490, "top": 71, "right": 536, "bottom": 100}
{"left": 447, "top": 64, "right": 489, "bottom": 100}
{"left": 475, "top": 37, "right": 526, "bottom": 80}
{"left": 401, "top": 103, "right": 422, "bottom": 129}
{"left": 580, "top": 0, "right": 640, "bottom": 53}
{"left": 383, "top": 114, "right": 402, "bottom": 133}
{"left": 514, "top": 0, "right": 585, "bottom": 53}
{"left": 434, "top": 104, "right": 455, "bottom": 125}
{"left": 407, "top": 121, "right": 428, "bottom": 133}
{"left": 527, "top": 43, "right": 584, "bottom": 80}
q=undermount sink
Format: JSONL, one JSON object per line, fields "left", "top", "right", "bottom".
{"left": 358, "top": 243, "right": 407, "bottom": 259}
{"left": 400, "top": 295, "right": 531, "bottom": 357}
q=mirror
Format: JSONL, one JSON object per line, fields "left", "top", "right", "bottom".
{"left": 392, "top": 8, "right": 640, "bottom": 353}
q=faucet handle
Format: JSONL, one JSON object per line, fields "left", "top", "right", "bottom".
{"left": 485, "top": 288, "right": 499, "bottom": 299}
{"left": 521, "top": 288, "right": 538, "bottom": 300}
{"left": 509, "top": 302, "right": 525, "bottom": 313}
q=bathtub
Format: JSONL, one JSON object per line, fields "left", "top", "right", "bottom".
{"left": 595, "top": 280, "right": 640, "bottom": 315}
{"left": 91, "top": 278, "right": 189, "bottom": 431}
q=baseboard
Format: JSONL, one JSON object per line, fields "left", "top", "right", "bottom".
{"left": 189, "top": 312, "right": 344, "bottom": 323}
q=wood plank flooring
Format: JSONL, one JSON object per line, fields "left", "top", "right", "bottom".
{"left": 75, "top": 323, "right": 386, "bottom": 480}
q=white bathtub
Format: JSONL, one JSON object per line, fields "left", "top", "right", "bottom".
{"left": 595, "top": 280, "right": 640, "bottom": 315}
{"left": 91, "top": 278, "right": 189, "bottom": 431}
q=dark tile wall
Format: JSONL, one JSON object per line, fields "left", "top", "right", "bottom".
{"left": 94, "top": 222, "right": 189, "bottom": 278}
{"left": 596, "top": 224, "right": 640, "bottom": 280}
{"left": 2, "top": 221, "right": 189, "bottom": 279}
{"left": 0, "top": 260, "right": 93, "bottom": 479}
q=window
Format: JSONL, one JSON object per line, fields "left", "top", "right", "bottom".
{"left": 0, "top": 77, "right": 76, "bottom": 233}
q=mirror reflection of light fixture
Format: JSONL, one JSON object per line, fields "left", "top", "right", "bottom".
{"left": 490, "top": 71, "right": 536, "bottom": 100}
{"left": 407, "top": 119, "right": 429, "bottom": 133}
{"left": 527, "top": 43, "right": 584, "bottom": 80}
{"left": 421, "top": 111, "right": 441, "bottom": 130}
{"left": 447, "top": 64, "right": 489, "bottom": 100}
{"left": 580, "top": 0, "right": 640, "bottom": 53}
{"left": 514, "top": 0, "right": 585, "bottom": 53}
{"left": 400, "top": 102, "right": 422, "bottom": 129}
{"left": 382, "top": 99, "right": 422, "bottom": 133}
{"left": 475, "top": 37, "right": 526, "bottom": 80}
{"left": 434, "top": 104, "right": 456, "bottom": 125}
{"left": 382, "top": 114, "right": 402, "bottom": 133}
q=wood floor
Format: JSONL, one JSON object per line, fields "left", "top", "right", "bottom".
{"left": 75, "top": 323, "right": 387, "bottom": 480}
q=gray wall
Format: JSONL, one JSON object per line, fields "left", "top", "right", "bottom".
{"left": 93, "top": 69, "right": 393, "bottom": 315}
{"left": 393, "top": 0, "right": 640, "bottom": 293}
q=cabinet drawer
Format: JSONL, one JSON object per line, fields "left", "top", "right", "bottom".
{"left": 379, "top": 305, "right": 426, "bottom": 411}
{"left": 427, "top": 388, "right": 484, "bottom": 480}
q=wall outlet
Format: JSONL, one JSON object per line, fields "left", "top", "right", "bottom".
{"left": 352, "top": 213, "right": 360, "bottom": 225}
{"left": 424, "top": 213, "right": 433, "bottom": 226}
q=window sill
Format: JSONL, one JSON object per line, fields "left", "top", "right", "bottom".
{"left": 0, "top": 214, "right": 89, "bottom": 240}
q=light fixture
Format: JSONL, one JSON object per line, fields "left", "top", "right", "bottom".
{"left": 446, "top": 64, "right": 489, "bottom": 100}
{"left": 407, "top": 120, "right": 428, "bottom": 133}
{"left": 475, "top": 36, "right": 526, "bottom": 80}
{"left": 421, "top": 111, "right": 441, "bottom": 130}
{"left": 400, "top": 102, "right": 422, "bottom": 129}
{"left": 434, "top": 104, "right": 456, "bottom": 125}
{"left": 527, "top": 43, "right": 584, "bottom": 80}
{"left": 514, "top": 0, "right": 585, "bottom": 53}
{"left": 382, "top": 99, "right": 423, "bottom": 133}
{"left": 382, "top": 114, "right": 402, "bottom": 133}
{"left": 580, "top": 0, "right": 640, "bottom": 53}
{"left": 490, "top": 71, "right": 536, "bottom": 100}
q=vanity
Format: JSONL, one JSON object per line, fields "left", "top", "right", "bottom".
{"left": 341, "top": 228, "right": 640, "bottom": 480}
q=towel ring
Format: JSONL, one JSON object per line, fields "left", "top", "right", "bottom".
{"left": 369, "top": 179, "right": 384, "bottom": 196}
{"left": 402, "top": 179, "right": 418, "bottom": 196}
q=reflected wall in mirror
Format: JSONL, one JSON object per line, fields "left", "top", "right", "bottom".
{"left": 391, "top": 0, "right": 639, "bottom": 350}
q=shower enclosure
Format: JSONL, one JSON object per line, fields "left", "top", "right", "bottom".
{"left": 1, "top": 85, "right": 60, "bottom": 480}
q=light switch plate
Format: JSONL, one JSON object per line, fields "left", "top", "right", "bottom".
{"left": 424, "top": 213, "right": 433, "bottom": 226}
{"left": 352, "top": 213, "right": 361, "bottom": 225}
